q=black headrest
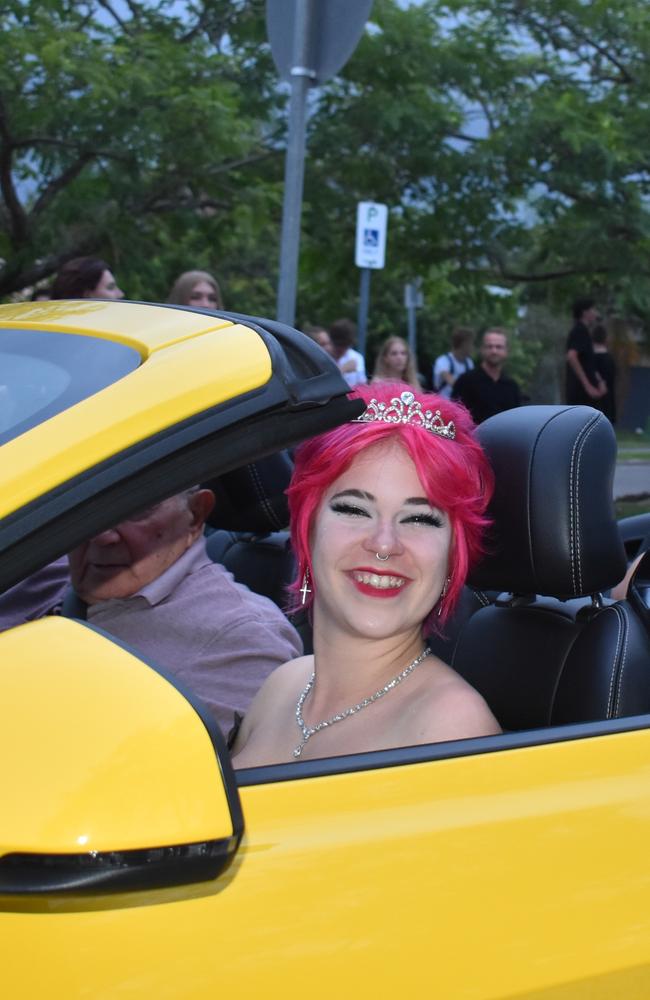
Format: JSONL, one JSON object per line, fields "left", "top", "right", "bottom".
{"left": 468, "top": 405, "right": 627, "bottom": 598}
{"left": 204, "top": 450, "right": 294, "bottom": 532}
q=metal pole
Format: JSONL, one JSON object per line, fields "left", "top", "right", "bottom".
{"left": 357, "top": 267, "right": 371, "bottom": 359}
{"left": 276, "top": 0, "right": 315, "bottom": 327}
{"left": 407, "top": 300, "right": 417, "bottom": 355}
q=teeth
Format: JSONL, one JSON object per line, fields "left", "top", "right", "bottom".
{"left": 352, "top": 572, "right": 405, "bottom": 589}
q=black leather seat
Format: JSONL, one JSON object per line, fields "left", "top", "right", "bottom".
{"left": 203, "top": 449, "right": 297, "bottom": 612}
{"left": 205, "top": 529, "right": 294, "bottom": 610}
{"left": 629, "top": 550, "right": 650, "bottom": 635}
{"left": 204, "top": 450, "right": 294, "bottom": 534}
{"left": 618, "top": 512, "right": 650, "bottom": 563}
{"left": 450, "top": 405, "right": 650, "bottom": 732}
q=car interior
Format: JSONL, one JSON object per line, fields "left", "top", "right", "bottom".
{"left": 58, "top": 402, "right": 650, "bottom": 747}
{"left": 201, "top": 403, "right": 650, "bottom": 737}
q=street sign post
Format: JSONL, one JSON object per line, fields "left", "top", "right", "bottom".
{"left": 267, "top": 0, "right": 374, "bottom": 86}
{"left": 355, "top": 201, "right": 388, "bottom": 270}
{"left": 268, "top": 0, "right": 374, "bottom": 327}
{"left": 355, "top": 201, "right": 388, "bottom": 357}
{"left": 404, "top": 278, "right": 424, "bottom": 356}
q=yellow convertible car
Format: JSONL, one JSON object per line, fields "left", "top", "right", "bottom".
{"left": 1, "top": 299, "right": 650, "bottom": 999}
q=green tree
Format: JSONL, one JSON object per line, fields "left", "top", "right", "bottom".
{"left": 1, "top": 0, "right": 648, "bottom": 368}
{"left": 0, "top": 0, "right": 282, "bottom": 301}
{"left": 442, "top": 0, "right": 650, "bottom": 315}
{"left": 295, "top": 0, "right": 649, "bottom": 366}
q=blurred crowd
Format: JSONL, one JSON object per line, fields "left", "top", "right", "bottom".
{"left": 31, "top": 256, "right": 618, "bottom": 426}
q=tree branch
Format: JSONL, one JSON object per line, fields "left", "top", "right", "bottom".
{"left": 96, "top": 0, "right": 130, "bottom": 33}
{"left": 0, "top": 95, "right": 28, "bottom": 246}
{"left": 447, "top": 132, "right": 485, "bottom": 145}
{"left": 12, "top": 135, "right": 133, "bottom": 164}
{"left": 510, "top": 6, "right": 636, "bottom": 86}
{"left": 30, "top": 152, "right": 95, "bottom": 218}
{"left": 555, "top": 13, "right": 636, "bottom": 85}
{"left": 0, "top": 237, "right": 99, "bottom": 298}
{"left": 481, "top": 260, "right": 646, "bottom": 283}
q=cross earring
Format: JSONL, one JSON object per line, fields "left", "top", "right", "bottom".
{"left": 300, "top": 568, "right": 312, "bottom": 606}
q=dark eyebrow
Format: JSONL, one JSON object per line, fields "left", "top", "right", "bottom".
{"left": 330, "top": 489, "right": 374, "bottom": 502}
{"left": 330, "top": 490, "right": 432, "bottom": 507}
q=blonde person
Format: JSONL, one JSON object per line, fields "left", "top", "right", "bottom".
{"left": 372, "top": 336, "right": 420, "bottom": 389}
{"left": 167, "top": 270, "right": 223, "bottom": 310}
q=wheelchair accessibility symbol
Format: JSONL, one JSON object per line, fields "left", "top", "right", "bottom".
{"left": 355, "top": 201, "right": 388, "bottom": 269}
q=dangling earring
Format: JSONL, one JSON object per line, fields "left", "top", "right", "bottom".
{"left": 300, "top": 568, "right": 312, "bottom": 606}
{"left": 437, "top": 575, "right": 451, "bottom": 618}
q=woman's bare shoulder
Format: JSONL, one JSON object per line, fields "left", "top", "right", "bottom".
{"left": 419, "top": 660, "right": 501, "bottom": 741}
{"left": 231, "top": 655, "right": 312, "bottom": 754}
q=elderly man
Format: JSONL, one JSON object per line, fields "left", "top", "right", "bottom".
{"left": 68, "top": 487, "right": 302, "bottom": 735}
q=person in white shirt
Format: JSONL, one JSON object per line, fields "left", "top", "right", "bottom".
{"left": 329, "top": 317, "right": 367, "bottom": 388}
{"left": 433, "top": 327, "right": 475, "bottom": 398}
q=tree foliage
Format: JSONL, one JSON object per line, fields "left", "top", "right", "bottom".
{"left": 0, "top": 0, "right": 282, "bottom": 301}
{"left": 1, "top": 0, "right": 648, "bottom": 369}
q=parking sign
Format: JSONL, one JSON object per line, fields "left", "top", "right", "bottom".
{"left": 355, "top": 202, "right": 388, "bottom": 269}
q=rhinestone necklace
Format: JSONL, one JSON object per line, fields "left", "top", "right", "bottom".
{"left": 293, "top": 648, "right": 432, "bottom": 759}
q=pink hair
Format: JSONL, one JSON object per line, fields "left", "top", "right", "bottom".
{"left": 287, "top": 381, "right": 494, "bottom": 634}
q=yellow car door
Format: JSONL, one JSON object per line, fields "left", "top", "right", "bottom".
{"left": 3, "top": 681, "right": 650, "bottom": 998}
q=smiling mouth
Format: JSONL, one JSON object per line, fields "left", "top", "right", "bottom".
{"left": 351, "top": 571, "right": 406, "bottom": 590}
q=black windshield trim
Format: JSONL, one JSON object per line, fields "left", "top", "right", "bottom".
{"left": 236, "top": 713, "right": 650, "bottom": 786}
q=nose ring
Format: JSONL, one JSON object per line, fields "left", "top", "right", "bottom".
{"left": 376, "top": 552, "right": 390, "bottom": 562}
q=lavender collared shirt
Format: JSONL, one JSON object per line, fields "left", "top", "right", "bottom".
{"left": 87, "top": 537, "right": 302, "bottom": 734}
{"left": 0, "top": 556, "right": 70, "bottom": 631}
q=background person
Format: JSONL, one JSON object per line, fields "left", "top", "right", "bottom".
{"left": 591, "top": 324, "right": 617, "bottom": 424}
{"left": 565, "top": 297, "right": 606, "bottom": 404}
{"left": 68, "top": 487, "right": 301, "bottom": 734}
{"left": 232, "top": 382, "right": 500, "bottom": 767}
{"left": 372, "top": 336, "right": 420, "bottom": 389}
{"left": 452, "top": 328, "right": 522, "bottom": 424}
{"left": 329, "top": 317, "right": 367, "bottom": 387}
{"left": 51, "top": 257, "right": 124, "bottom": 300}
{"left": 167, "top": 270, "right": 223, "bottom": 309}
{"left": 303, "top": 324, "right": 334, "bottom": 355}
{"left": 433, "top": 327, "right": 475, "bottom": 398}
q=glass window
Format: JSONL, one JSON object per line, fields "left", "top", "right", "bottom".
{"left": 0, "top": 329, "right": 140, "bottom": 446}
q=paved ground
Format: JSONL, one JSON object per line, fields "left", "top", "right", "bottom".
{"left": 614, "top": 461, "right": 650, "bottom": 499}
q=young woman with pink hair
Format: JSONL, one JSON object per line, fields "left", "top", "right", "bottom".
{"left": 232, "top": 382, "right": 500, "bottom": 766}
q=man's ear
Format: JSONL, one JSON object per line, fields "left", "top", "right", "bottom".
{"left": 188, "top": 488, "right": 215, "bottom": 531}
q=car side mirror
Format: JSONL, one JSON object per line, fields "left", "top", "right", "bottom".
{"left": 0, "top": 618, "right": 242, "bottom": 895}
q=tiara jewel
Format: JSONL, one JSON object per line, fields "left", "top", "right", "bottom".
{"left": 353, "top": 390, "right": 456, "bottom": 440}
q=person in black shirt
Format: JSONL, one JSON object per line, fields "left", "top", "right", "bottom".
{"left": 591, "top": 324, "right": 617, "bottom": 424}
{"left": 451, "top": 328, "right": 522, "bottom": 424}
{"left": 565, "top": 297, "right": 606, "bottom": 405}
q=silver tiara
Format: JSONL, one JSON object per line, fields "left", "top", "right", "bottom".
{"left": 353, "top": 390, "right": 456, "bottom": 440}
